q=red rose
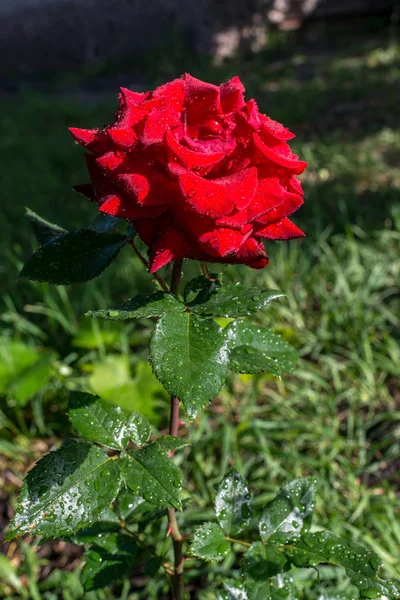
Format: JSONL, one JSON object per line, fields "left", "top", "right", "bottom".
{"left": 70, "top": 74, "right": 306, "bottom": 272}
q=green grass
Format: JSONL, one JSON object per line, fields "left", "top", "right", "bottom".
{"left": 1, "top": 19, "right": 400, "bottom": 600}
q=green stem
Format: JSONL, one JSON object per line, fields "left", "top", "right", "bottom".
{"left": 168, "top": 260, "right": 184, "bottom": 600}
{"left": 170, "top": 260, "right": 183, "bottom": 297}
{"left": 225, "top": 536, "right": 251, "bottom": 548}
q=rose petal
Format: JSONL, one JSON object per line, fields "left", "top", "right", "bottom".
{"left": 198, "top": 226, "right": 253, "bottom": 258}
{"left": 99, "top": 195, "right": 168, "bottom": 220}
{"left": 254, "top": 217, "right": 306, "bottom": 240}
{"left": 178, "top": 172, "right": 232, "bottom": 217}
{"left": 288, "top": 175, "right": 304, "bottom": 195}
{"left": 149, "top": 226, "right": 194, "bottom": 272}
{"left": 260, "top": 115, "right": 295, "bottom": 141}
{"left": 184, "top": 74, "right": 222, "bottom": 123}
{"left": 253, "top": 133, "right": 308, "bottom": 174}
{"left": 85, "top": 154, "right": 163, "bottom": 215}
{"left": 179, "top": 168, "right": 257, "bottom": 218}
{"left": 69, "top": 127, "right": 109, "bottom": 155}
{"left": 118, "top": 172, "right": 150, "bottom": 203}
{"left": 95, "top": 152, "right": 124, "bottom": 173}
{"left": 141, "top": 109, "right": 181, "bottom": 146}
{"left": 220, "top": 76, "right": 246, "bottom": 113}
{"left": 107, "top": 126, "right": 137, "bottom": 149}
{"left": 249, "top": 257, "right": 269, "bottom": 269}
{"left": 152, "top": 78, "right": 185, "bottom": 112}
{"left": 116, "top": 104, "right": 151, "bottom": 130}
{"left": 235, "top": 237, "right": 268, "bottom": 265}
{"left": 119, "top": 87, "right": 148, "bottom": 108}
{"left": 217, "top": 176, "right": 293, "bottom": 228}
{"left": 165, "top": 130, "right": 225, "bottom": 170}
{"left": 245, "top": 99, "right": 261, "bottom": 130}
{"left": 85, "top": 154, "right": 115, "bottom": 202}
{"left": 255, "top": 192, "right": 304, "bottom": 225}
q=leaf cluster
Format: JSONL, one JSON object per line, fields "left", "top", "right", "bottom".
{"left": 190, "top": 473, "right": 400, "bottom": 599}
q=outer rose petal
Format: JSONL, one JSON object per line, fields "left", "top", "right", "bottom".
{"left": 107, "top": 126, "right": 137, "bottom": 149}
{"left": 149, "top": 226, "right": 195, "bottom": 272}
{"left": 85, "top": 154, "right": 116, "bottom": 204}
{"left": 254, "top": 218, "right": 306, "bottom": 240}
{"left": 230, "top": 237, "right": 268, "bottom": 267}
{"left": 120, "top": 170, "right": 176, "bottom": 207}
{"left": 216, "top": 176, "right": 289, "bottom": 229}
{"left": 179, "top": 168, "right": 257, "bottom": 217}
{"left": 253, "top": 133, "right": 307, "bottom": 174}
{"left": 119, "top": 87, "right": 148, "bottom": 108}
{"left": 184, "top": 73, "right": 222, "bottom": 123}
{"left": 95, "top": 152, "right": 124, "bottom": 173}
{"left": 249, "top": 257, "right": 269, "bottom": 269}
{"left": 220, "top": 76, "right": 246, "bottom": 113}
{"left": 152, "top": 78, "right": 185, "bottom": 112}
{"left": 260, "top": 115, "right": 295, "bottom": 141}
{"left": 288, "top": 175, "right": 304, "bottom": 195}
{"left": 69, "top": 127, "right": 109, "bottom": 155}
{"left": 198, "top": 226, "right": 253, "bottom": 258}
{"left": 96, "top": 153, "right": 175, "bottom": 208}
{"left": 244, "top": 99, "right": 261, "bottom": 130}
{"left": 255, "top": 192, "right": 304, "bottom": 224}
{"left": 100, "top": 195, "right": 168, "bottom": 219}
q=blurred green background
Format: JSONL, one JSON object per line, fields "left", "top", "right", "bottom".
{"left": 0, "top": 7, "right": 399, "bottom": 600}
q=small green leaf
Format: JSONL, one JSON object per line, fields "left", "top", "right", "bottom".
{"left": 286, "top": 531, "right": 400, "bottom": 599}
{"left": 70, "top": 522, "right": 120, "bottom": 545}
{"left": 190, "top": 523, "right": 230, "bottom": 562}
{"left": 227, "top": 321, "right": 298, "bottom": 376}
{"left": 0, "top": 340, "right": 38, "bottom": 392}
{"left": 215, "top": 470, "right": 252, "bottom": 537}
{"left": 183, "top": 274, "right": 221, "bottom": 304}
{"left": 269, "top": 576, "right": 299, "bottom": 599}
{"left": 68, "top": 391, "right": 129, "bottom": 450}
{"left": 222, "top": 580, "right": 249, "bottom": 599}
{"left": 7, "top": 441, "right": 122, "bottom": 539}
{"left": 25, "top": 208, "right": 67, "bottom": 245}
{"left": 117, "top": 489, "right": 147, "bottom": 521}
{"left": 80, "top": 532, "right": 136, "bottom": 591}
{"left": 89, "top": 356, "right": 164, "bottom": 418}
{"left": 10, "top": 354, "right": 55, "bottom": 406}
{"left": 121, "top": 443, "right": 182, "bottom": 510}
{"left": 150, "top": 312, "right": 229, "bottom": 420}
{"left": 188, "top": 279, "right": 285, "bottom": 317}
{"left": 85, "top": 291, "right": 185, "bottom": 320}
{"left": 242, "top": 542, "right": 289, "bottom": 600}
{"left": 157, "top": 435, "right": 190, "bottom": 452}
{"left": 125, "top": 410, "right": 151, "bottom": 447}
{"left": 20, "top": 229, "right": 127, "bottom": 285}
{"left": 259, "top": 478, "right": 316, "bottom": 543}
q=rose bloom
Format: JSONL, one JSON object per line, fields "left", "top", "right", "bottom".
{"left": 70, "top": 74, "right": 306, "bottom": 272}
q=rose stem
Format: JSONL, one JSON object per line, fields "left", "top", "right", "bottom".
{"left": 168, "top": 259, "right": 184, "bottom": 600}
{"left": 128, "top": 239, "right": 170, "bottom": 293}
